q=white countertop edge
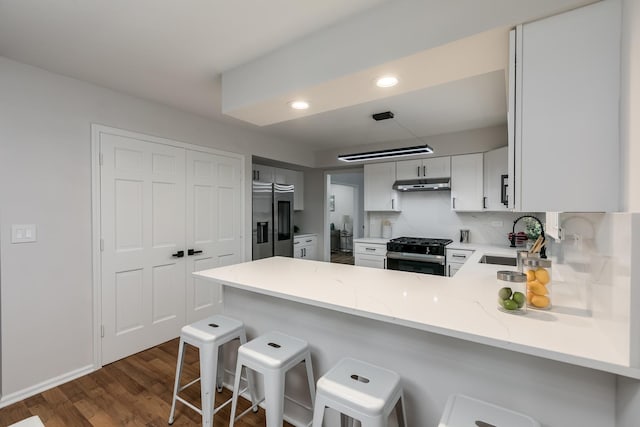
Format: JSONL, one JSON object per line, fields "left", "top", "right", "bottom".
{"left": 194, "top": 269, "right": 640, "bottom": 379}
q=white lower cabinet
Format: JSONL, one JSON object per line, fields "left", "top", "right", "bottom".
{"left": 354, "top": 242, "right": 387, "bottom": 269}
{"left": 446, "top": 248, "right": 473, "bottom": 277}
{"left": 294, "top": 235, "right": 317, "bottom": 260}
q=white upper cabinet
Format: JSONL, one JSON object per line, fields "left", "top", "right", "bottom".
{"left": 364, "top": 162, "right": 400, "bottom": 211}
{"left": 509, "top": 0, "right": 621, "bottom": 212}
{"left": 253, "top": 164, "right": 304, "bottom": 210}
{"left": 275, "top": 167, "right": 304, "bottom": 211}
{"left": 451, "top": 153, "right": 484, "bottom": 212}
{"left": 252, "top": 164, "right": 274, "bottom": 182}
{"left": 396, "top": 157, "right": 451, "bottom": 180}
{"left": 483, "top": 146, "right": 509, "bottom": 211}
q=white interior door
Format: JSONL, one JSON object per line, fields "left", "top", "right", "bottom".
{"left": 100, "top": 133, "right": 186, "bottom": 365}
{"left": 185, "top": 151, "right": 242, "bottom": 323}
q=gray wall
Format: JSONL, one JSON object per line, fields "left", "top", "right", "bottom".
{"left": 0, "top": 56, "right": 311, "bottom": 401}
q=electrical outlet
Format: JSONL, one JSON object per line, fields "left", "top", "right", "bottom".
{"left": 491, "top": 221, "right": 503, "bottom": 227}
{"left": 11, "top": 224, "right": 37, "bottom": 243}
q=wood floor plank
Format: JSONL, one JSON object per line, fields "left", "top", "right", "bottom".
{"left": 0, "top": 338, "right": 294, "bottom": 427}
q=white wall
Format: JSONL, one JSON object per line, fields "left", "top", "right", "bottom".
{"left": 0, "top": 56, "right": 313, "bottom": 401}
{"left": 328, "top": 184, "right": 354, "bottom": 232}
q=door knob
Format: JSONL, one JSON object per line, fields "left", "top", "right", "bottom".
{"left": 187, "top": 249, "right": 203, "bottom": 256}
{"left": 171, "top": 250, "right": 185, "bottom": 258}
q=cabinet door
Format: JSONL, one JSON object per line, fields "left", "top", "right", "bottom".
{"left": 253, "top": 164, "right": 274, "bottom": 182}
{"left": 273, "top": 168, "right": 304, "bottom": 210}
{"left": 395, "top": 159, "right": 422, "bottom": 180}
{"left": 483, "top": 147, "right": 508, "bottom": 211}
{"left": 355, "top": 254, "right": 386, "bottom": 269}
{"left": 447, "top": 263, "right": 462, "bottom": 277}
{"left": 293, "top": 240, "right": 303, "bottom": 259}
{"left": 293, "top": 170, "right": 304, "bottom": 211}
{"left": 424, "top": 156, "right": 451, "bottom": 179}
{"left": 511, "top": 0, "right": 620, "bottom": 212}
{"left": 451, "top": 154, "right": 484, "bottom": 211}
{"left": 364, "top": 162, "right": 400, "bottom": 211}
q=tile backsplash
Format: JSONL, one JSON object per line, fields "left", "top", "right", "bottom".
{"left": 366, "top": 191, "right": 538, "bottom": 246}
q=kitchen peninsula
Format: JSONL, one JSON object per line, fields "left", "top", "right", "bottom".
{"left": 194, "top": 254, "right": 636, "bottom": 427}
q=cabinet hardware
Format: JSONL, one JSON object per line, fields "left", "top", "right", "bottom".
{"left": 483, "top": 196, "right": 487, "bottom": 209}
{"left": 451, "top": 254, "right": 466, "bottom": 258}
{"left": 448, "top": 265, "right": 451, "bottom": 276}
{"left": 305, "top": 239, "right": 312, "bottom": 243}
{"left": 171, "top": 250, "right": 184, "bottom": 258}
{"left": 417, "top": 166, "right": 420, "bottom": 177}
{"left": 391, "top": 199, "right": 395, "bottom": 209}
{"left": 384, "top": 258, "right": 387, "bottom": 269}
{"left": 452, "top": 197, "right": 456, "bottom": 209}
{"left": 187, "top": 249, "right": 203, "bottom": 256}
{"left": 365, "top": 247, "right": 375, "bottom": 251}
{"left": 423, "top": 165, "right": 426, "bottom": 176}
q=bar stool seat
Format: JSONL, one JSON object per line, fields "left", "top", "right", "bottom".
{"left": 230, "top": 331, "right": 316, "bottom": 427}
{"left": 312, "top": 357, "right": 407, "bottom": 427}
{"left": 168, "top": 314, "right": 256, "bottom": 427}
{"left": 438, "top": 394, "right": 541, "bottom": 427}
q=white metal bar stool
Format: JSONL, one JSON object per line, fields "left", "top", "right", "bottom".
{"left": 311, "top": 357, "right": 407, "bottom": 427}
{"left": 168, "top": 314, "right": 258, "bottom": 426}
{"left": 438, "top": 394, "right": 541, "bottom": 427}
{"left": 229, "top": 331, "right": 316, "bottom": 427}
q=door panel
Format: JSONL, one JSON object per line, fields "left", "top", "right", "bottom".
{"left": 101, "top": 133, "right": 186, "bottom": 365}
{"left": 185, "top": 151, "right": 242, "bottom": 323}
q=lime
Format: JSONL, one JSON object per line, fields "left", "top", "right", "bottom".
{"left": 512, "top": 292, "right": 526, "bottom": 308}
{"left": 498, "top": 287, "right": 512, "bottom": 300}
{"left": 502, "top": 299, "right": 518, "bottom": 310}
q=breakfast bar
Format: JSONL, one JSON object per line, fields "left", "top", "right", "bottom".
{"left": 194, "top": 255, "right": 636, "bottom": 426}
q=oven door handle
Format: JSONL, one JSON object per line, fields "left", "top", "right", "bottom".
{"left": 386, "top": 251, "right": 446, "bottom": 265}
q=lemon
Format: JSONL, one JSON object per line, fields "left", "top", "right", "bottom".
{"left": 526, "top": 270, "right": 536, "bottom": 282}
{"left": 535, "top": 268, "right": 550, "bottom": 285}
{"left": 531, "top": 295, "right": 550, "bottom": 308}
{"left": 498, "top": 287, "right": 512, "bottom": 300}
{"left": 528, "top": 281, "right": 547, "bottom": 296}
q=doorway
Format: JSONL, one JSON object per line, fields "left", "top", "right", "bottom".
{"left": 326, "top": 171, "right": 364, "bottom": 265}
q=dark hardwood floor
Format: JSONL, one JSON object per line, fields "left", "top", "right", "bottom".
{"left": 330, "top": 251, "right": 354, "bottom": 265}
{"left": 0, "top": 339, "right": 293, "bottom": 426}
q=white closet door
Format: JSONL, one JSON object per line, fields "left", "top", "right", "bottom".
{"left": 100, "top": 133, "right": 186, "bottom": 365}
{"left": 185, "top": 151, "right": 242, "bottom": 323}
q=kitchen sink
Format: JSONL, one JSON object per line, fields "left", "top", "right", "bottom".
{"left": 479, "top": 255, "right": 517, "bottom": 266}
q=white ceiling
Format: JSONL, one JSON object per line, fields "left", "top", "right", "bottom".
{"left": 0, "top": 0, "right": 593, "bottom": 152}
{"left": 0, "top": 0, "right": 387, "bottom": 124}
{"left": 264, "top": 70, "right": 508, "bottom": 150}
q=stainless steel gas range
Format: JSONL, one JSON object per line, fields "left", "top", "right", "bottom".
{"left": 386, "top": 236, "right": 453, "bottom": 276}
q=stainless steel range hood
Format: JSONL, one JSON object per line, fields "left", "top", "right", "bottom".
{"left": 392, "top": 177, "right": 451, "bottom": 192}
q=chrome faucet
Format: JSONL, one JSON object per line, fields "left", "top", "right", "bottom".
{"left": 510, "top": 215, "right": 547, "bottom": 259}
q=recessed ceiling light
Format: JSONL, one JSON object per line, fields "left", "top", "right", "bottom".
{"left": 290, "top": 100, "right": 310, "bottom": 110}
{"left": 376, "top": 76, "right": 398, "bottom": 88}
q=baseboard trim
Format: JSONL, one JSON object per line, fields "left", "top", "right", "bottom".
{"left": 0, "top": 364, "right": 97, "bottom": 409}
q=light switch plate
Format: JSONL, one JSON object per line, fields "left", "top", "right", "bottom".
{"left": 11, "top": 224, "right": 37, "bottom": 243}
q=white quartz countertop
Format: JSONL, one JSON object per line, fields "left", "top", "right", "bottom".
{"left": 194, "top": 249, "right": 639, "bottom": 378}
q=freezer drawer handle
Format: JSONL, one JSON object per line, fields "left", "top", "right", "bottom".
{"left": 171, "top": 250, "right": 184, "bottom": 258}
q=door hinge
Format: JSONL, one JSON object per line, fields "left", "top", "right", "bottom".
{"left": 99, "top": 153, "right": 104, "bottom": 166}
{"left": 101, "top": 325, "right": 105, "bottom": 338}
{"left": 100, "top": 238, "right": 104, "bottom": 252}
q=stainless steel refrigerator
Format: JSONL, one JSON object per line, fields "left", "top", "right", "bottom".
{"left": 252, "top": 181, "right": 294, "bottom": 260}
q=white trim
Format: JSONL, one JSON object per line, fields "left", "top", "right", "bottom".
{"left": 90, "top": 124, "right": 245, "bottom": 368}
{"left": 0, "top": 364, "right": 95, "bottom": 409}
